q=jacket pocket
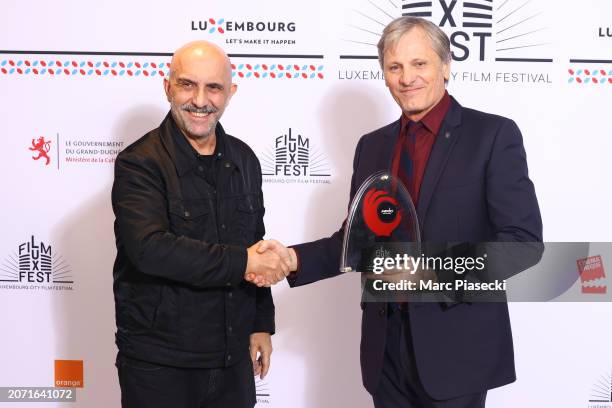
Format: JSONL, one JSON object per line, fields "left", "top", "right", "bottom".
{"left": 127, "top": 284, "right": 162, "bottom": 331}
{"left": 151, "top": 285, "right": 179, "bottom": 335}
{"left": 168, "top": 199, "right": 210, "bottom": 239}
{"left": 233, "top": 195, "right": 262, "bottom": 236}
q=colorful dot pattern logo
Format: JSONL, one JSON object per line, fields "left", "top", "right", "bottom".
{"left": 231, "top": 63, "right": 324, "bottom": 79}
{"left": 568, "top": 68, "right": 612, "bottom": 84}
{"left": 1, "top": 58, "right": 324, "bottom": 80}
{"left": 0, "top": 59, "right": 168, "bottom": 77}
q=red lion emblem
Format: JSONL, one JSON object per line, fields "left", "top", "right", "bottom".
{"left": 29, "top": 136, "right": 51, "bottom": 165}
{"left": 362, "top": 189, "right": 402, "bottom": 237}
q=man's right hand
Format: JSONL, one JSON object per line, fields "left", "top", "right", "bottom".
{"left": 245, "top": 242, "right": 289, "bottom": 287}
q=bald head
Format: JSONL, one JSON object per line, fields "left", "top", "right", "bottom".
{"left": 164, "top": 41, "right": 237, "bottom": 149}
{"left": 169, "top": 41, "right": 232, "bottom": 83}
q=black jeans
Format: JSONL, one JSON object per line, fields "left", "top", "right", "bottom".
{"left": 116, "top": 353, "right": 256, "bottom": 408}
{"left": 372, "top": 308, "right": 487, "bottom": 408}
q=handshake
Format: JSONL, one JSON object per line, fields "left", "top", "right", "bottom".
{"left": 244, "top": 239, "right": 298, "bottom": 287}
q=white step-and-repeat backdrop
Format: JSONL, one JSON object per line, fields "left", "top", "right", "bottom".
{"left": 1, "top": 0, "right": 611, "bottom": 406}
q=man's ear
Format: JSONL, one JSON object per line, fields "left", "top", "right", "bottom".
{"left": 163, "top": 78, "right": 171, "bottom": 102}
{"left": 443, "top": 60, "right": 451, "bottom": 83}
{"left": 227, "top": 83, "right": 238, "bottom": 102}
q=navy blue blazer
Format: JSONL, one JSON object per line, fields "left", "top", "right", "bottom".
{"left": 289, "top": 96, "right": 543, "bottom": 399}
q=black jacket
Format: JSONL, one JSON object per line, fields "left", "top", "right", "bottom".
{"left": 112, "top": 114, "right": 274, "bottom": 368}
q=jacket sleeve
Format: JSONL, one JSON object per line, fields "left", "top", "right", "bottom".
{"left": 112, "top": 150, "right": 247, "bottom": 288}
{"left": 480, "top": 118, "right": 544, "bottom": 281}
{"left": 436, "top": 118, "right": 545, "bottom": 300}
{"left": 253, "top": 286, "right": 275, "bottom": 334}
{"left": 486, "top": 118, "right": 543, "bottom": 243}
{"left": 253, "top": 158, "right": 275, "bottom": 333}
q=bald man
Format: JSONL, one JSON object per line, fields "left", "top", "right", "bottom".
{"left": 111, "top": 41, "right": 287, "bottom": 408}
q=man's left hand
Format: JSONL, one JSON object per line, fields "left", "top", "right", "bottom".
{"left": 249, "top": 332, "right": 272, "bottom": 380}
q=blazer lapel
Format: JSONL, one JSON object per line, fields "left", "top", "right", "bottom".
{"left": 416, "top": 97, "right": 463, "bottom": 232}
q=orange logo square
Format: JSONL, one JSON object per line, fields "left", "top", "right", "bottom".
{"left": 54, "top": 360, "right": 84, "bottom": 388}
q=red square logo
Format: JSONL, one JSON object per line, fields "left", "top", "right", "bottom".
{"left": 577, "top": 255, "right": 606, "bottom": 294}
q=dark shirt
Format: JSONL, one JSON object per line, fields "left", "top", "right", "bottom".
{"left": 392, "top": 91, "right": 451, "bottom": 204}
{"left": 171, "top": 119, "right": 224, "bottom": 191}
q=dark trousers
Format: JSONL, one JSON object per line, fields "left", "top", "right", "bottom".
{"left": 372, "top": 307, "right": 487, "bottom": 408}
{"left": 116, "top": 352, "right": 256, "bottom": 408}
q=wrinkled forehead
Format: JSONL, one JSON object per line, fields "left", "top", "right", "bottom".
{"left": 385, "top": 27, "right": 436, "bottom": 58}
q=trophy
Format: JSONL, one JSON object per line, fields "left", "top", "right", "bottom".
{"left": 339, "top": 171, "right": 422, "bottom": 302}
{"left": 340, "top": 170, "right": 419, "bottom": 272}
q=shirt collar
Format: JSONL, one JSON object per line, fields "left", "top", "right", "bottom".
{"left": 168, "top": 114, "right": 226, "bottom": 177}
{"left": 400, "top": 90, "right": 451, "bottom": 136}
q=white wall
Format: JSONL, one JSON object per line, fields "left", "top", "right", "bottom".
{"left": 1, "top": 0, "right": 611, "bottom": 407}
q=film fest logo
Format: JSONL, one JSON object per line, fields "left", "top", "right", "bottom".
{"left": 587, "top": 370, "right": 612, "bottom": 407}
{"left": 577, "top": 255, "right": 606, "bottom": 294}
{"left": 29, "top": 136, "right": 52, "bottom": 166}
{"left": 402, "top": 0, "right": 497, "bottom": 62}
{"left": 0, "top": 236, "right": 74, "bottom": 290}
{"left": 345, "top": 0, "right": 551, "bottom": 62}
{"left": 260, "top": 128, "right": 332, "bottom": 184}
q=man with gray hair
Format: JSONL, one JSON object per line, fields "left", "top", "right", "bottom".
{"left": 259, "top": 16, "right": 542, "bottom": 407}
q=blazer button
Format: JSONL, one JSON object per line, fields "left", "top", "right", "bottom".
{"left": 379, "top": 307, "right": 386, "bottom": 317}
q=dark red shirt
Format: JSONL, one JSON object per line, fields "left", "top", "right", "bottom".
{"left": 391, "top": 91, "right": 451, "bottom": 205}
